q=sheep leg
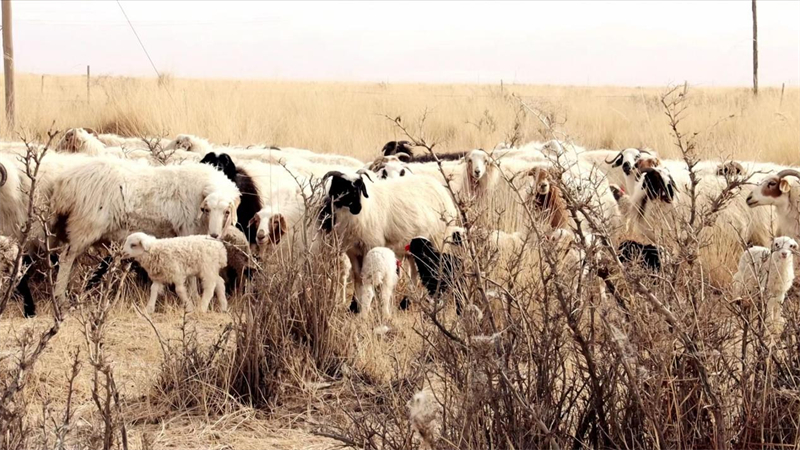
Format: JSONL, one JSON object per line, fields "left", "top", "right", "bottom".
{"left": 17, "top": 254, "right": 36, "bottom": 318}
{"left": 215, "top": 276, "right": 228, "bottom": 313}
{"left": 186, "top": 276, "right": 199, "bottom": 299}
{"left": 198, "top": 276, "right": 217, "bottom": 313}
{"left": 54, "top": 245, "right": 81, "bottom": 301}
{"left": 174, "top": 279, "right": 195, "bottom": 313}
{"left": 380, "top": 279, "right": 396, "bottom": 319}
{"left": 357, "top": 283, "right": 374, "bottom": 318}
{"left": 146, "top": 282, "right": 163, "bottom": 315}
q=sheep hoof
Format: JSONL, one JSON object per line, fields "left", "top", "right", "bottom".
{"left": 399, "top": 296, "right": 411, "bottom": 310}
{"left": 349, "top": 298, "right": 360, "bottom": 314}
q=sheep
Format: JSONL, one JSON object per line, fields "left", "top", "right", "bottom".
{"left": 525, "top": 165, "right": 569, "bottom": 229}
{"left": 49, "top": 159, "right": 240, "bottom": 300}
{"left": 733, "top": 236, "right": 798, "bottom": 338}
{"left": 320, "top": 170, "right": 458, "bottom": 302}
{"left": 746, "top": 169, "right": 800, "bottom": 241}
{"left": 0, "top": 236, "right": 20, "bottom": 291}
{"left": 355, "top": 247, "right": 401, "bottom": 318}
{"left": 123, "top": 232, "right": 228, "bottom": 314}
{"left": 381, "top": 140, "right": 466, "bottom": 163}
{"left": 407, "top": 388, "right": 442, "bottom": 450}
{"left": 220, "top": 226, "right": 254, "bottom": 293}
{"left": 172, "top": 134, "right": 364, "bottom": 168}
{"left": 376, "top": 159, "right": 413, "bottom": 180}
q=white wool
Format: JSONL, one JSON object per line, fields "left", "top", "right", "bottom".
{"left": 407, "top": 388, "right": 442, "bottom": 450}
{"left": 123, "top": 232, "right": 228, "bottom": 314}
{"left": 0, "top": 236, "right": 21, "bottom": 291}
{"left": 50, "top": 159, "right": 240, "bottom": 299}
{"left": 357, "top": 247, "right": 400, "bottom": 318}
{"left": 328, "top": 172, "right": 458, "bottom": 301}
{"left": 733, "top": 236, "right": 797, "bottom": 337}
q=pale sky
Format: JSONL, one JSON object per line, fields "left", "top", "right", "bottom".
{"left": 10, "top": 0, "right": 800, "bottom": 86}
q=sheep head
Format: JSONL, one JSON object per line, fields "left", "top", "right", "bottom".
{"left": 382, "top": 140, "right": 415, "bottom": 158}
{"left": 605, "top": 148, "right": 650, "bottom": 176}
{"left": 322, "top": 171, "right": 369, "bottom": 215}
{"left": 640, "top": 167, "right": 676, "bottom": 204}
{"left": 200, "top": 152, "right": 238, "bottom": 182}
{"left": 746, "top": 169, "right": 800, "bottom": 209}
{"left": 200, "top": 192, "right": 239, "bottom": 239}
{"left": 250, "top": 211, "right": 288, "bottom": 246}
{"left": 123, "top": 232, "right": 156, "bottom": 258}
{"left": 771, "top": 236, "right": 798, "bottom": 261}
{"left": 377, "top": 160, "right": 412, "bottom": 179}
{"left": 717, "top": 161, "right": 745, "bottom": 177}
{"left": 465, "top": 149, "right": 491, "bottom": 183}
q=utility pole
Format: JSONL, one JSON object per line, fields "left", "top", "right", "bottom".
{"left": 752, "top": 0, "right": 758, "bottom": 96}
{"left": 2, "top": 0, "right": 15, "bottom": 128}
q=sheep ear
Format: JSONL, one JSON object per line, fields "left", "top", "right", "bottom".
{"left": 269, "top": 214, "right": 287, "bottom": 244}
{"left": 357, "top": 179, "right": 369, "bottom": 198}
{"left": 83, "top": 127, "right": 98, "bottom": 136}
{"left": 396, "top": 153, "right": 411, "bottom": 162}
{"left": 611, "top": 155, "right": 623, "bottom": 167}
{"left": 780, "top": 179, "right": 792, "bottom": 193}
{"left": 140, "top": 237, "right": 153, "bottom": 252}
{"left": 248, "top": 214, "right": 261, "bottom": 229}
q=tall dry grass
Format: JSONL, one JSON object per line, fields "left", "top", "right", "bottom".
{"left": 2, "top": 76, "right": 800, "bottom": 449}
{"left": 2, "top": 74, "right": 798, "bottom": 163}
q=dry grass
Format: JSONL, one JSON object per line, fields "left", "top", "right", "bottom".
{"left": 2, "top": 75, "right": 800, "bottom": 449}
{"left": 2, "top": 74, "right": 798, "bottom": 163}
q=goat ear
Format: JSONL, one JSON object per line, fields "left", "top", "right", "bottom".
{"left": 611, "top": 155, "right": 623, "bottom": 167}
{"left": 269, "top": 214, "right": 287, "bottom": 244}
{"left": 780, "top": 179, "right": 792, "bottom": 193}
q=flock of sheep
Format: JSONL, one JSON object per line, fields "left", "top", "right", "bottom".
{"left": 0, "top": 129, "right": 798, "bottom": 337}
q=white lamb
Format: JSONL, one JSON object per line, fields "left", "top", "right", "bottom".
{"left": 733, "top": 236, "right": 797, "bottom": 338}
{"left": 356, "top": 247, "right": 401, "bottom": 318}
{"left": 49, "top": 159, "right": 240, "bottom": 300}
{"left": 123, "top": 232, "right": 228, "bottom": 314}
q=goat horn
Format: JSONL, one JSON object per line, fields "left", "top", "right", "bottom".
{"left": 639, "top": 148, "right": 653, "bottom": 155}
{"left": 0, "top": 163, "right": 6, "bottom": 187}
{"left": 777, "top": 169, "right": 800, "bottom": 180}
{"left": 604, "top": 150, "right": 624, "bottom": 164}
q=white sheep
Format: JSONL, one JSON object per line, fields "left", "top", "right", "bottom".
{"left": 746, "top": 169, "right": 800, "bottom": 241}
{"left": 356, "top": 247, "right": 401, "bottom": 318}
{"left": 407, "top": 388, "right": 442, "bottom": 450}
{"left": 123, "top": 232, "right": 228, "bottom": 314}
{"left": 733, "top": 236, "right": 798, "bottom": 337}
{"left": 49, "top": 159, "right": 240, "bottom": 300}
{"left": 375, "top": 159, "right": 413, "bottom": 180}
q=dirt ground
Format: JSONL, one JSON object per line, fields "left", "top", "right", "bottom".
{"left": 0, "top": 306, "right": 339, "bottom": 450}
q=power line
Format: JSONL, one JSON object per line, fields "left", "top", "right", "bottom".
{"left": 116, "top": 0, "right": 160, "bottom": 79}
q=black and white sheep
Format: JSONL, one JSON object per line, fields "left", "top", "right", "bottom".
{"left": 123, "top": 232, "right": 228, "bottom": 314}
{"left": 319, "top": 170, "right": 458, "bottom": 301}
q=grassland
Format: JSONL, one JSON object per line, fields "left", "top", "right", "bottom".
{"left": 1, "top": 75, "right": 799, "bottom": 450}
